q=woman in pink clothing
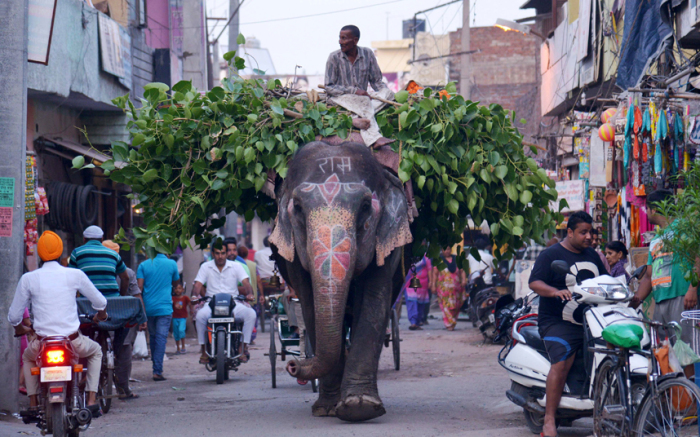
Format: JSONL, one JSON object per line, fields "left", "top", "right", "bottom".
{"left": 429, "top": 248, "right": 467, "bottom": 331}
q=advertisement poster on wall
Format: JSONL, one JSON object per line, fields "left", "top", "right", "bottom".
{"left": 551, "top": 179, "right": 585, "bottom": 213}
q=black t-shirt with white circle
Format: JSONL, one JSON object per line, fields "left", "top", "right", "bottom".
{"left": 529, "top": 242, "right": 608, "bottom": 331}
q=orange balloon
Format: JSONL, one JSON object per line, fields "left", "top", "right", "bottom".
{"left": 599, "top": 123, "right": 615, "bottom": 142}
{"left": 601, "top": 108, "right": 617, "bottom": 124}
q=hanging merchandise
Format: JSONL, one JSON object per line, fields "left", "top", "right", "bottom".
{"left": 654, "top": 108, "right": 668, "bottom": 175}
{"left": 35, "top": 187, "right": 49, "bottom": 216}
{"left": 599, "top": 123, "right": 616, "bottom": 141}
{"left": 602, "top": 108, "right": 618, "bottom": 123}
{"left": 25, "top": 156, "right": 36, "bottom": 221}
{"left": 24, "top": 218, "right": 38, "bottom": 256}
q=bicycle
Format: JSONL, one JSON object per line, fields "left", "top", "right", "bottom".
{"left": 592, "top": 309, "right": 700, "bottom": 436}
{"left": 78, "top": 320, "right": 115, "bottom": 414}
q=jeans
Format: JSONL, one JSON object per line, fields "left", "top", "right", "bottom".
{"left": 147, "top": 315, "right": 172, "bottom": 375}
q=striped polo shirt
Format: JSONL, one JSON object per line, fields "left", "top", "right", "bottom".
{"left": 69, "top": 240, "right": 126, "bottom": 297}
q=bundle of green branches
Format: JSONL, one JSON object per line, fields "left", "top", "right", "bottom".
{"left": 654, "top": 163, "right": 700, "bottom": 286}
{"left": 79, "top": 50, "right": 563, "bottom": 266}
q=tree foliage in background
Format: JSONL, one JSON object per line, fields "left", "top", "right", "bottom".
{"left": 655, "top": 163, "right": 700, "bottom": 286}
{"left": 88, "top": 48, "right": 563, "bottom": 267}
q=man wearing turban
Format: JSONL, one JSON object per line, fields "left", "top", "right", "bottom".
{"left": 8, "top": 231, "right": 108, "bottom": 412}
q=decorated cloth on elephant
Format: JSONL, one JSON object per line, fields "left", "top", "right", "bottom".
{"left": 431, "top": 253, "right": 467, "bottom": 330}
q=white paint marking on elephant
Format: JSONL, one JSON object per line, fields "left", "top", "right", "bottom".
{"left": 300, "top": 174, "right": 366, "bottom": 205}
{"left": 316, "top": 157, "right": 352, "bottom": 175}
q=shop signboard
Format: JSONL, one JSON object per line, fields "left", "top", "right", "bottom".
{"left": 551, "top": 179, "right": 585, "bottom": 213}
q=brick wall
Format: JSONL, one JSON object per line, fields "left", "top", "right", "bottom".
{"left": 449, "top": 27, "right": 541, "bottom": 143}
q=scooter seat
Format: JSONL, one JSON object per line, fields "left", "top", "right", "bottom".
{"left": 602, "top": 323, "right": 644, "bottom": 349}
{"left": 519, "top": 326, "right": 548, "bottom": 357}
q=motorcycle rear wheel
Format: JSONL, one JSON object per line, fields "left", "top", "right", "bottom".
{"left": 49, "top": 403, "right": 67, "bottom": 437}
{"left": 216, "top": 331, "right": 226, "bottom": 385}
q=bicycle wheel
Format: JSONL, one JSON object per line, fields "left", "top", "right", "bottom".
{"left": 98, "top": 368, "right": 113, "bottom": 414}
{"left": 593, "top": 359, "right": 627, "bottom": 436}
{"left": 633, "top": 375, "right": 700, "bottom": 436}
{"left": 270, "top": 318, "right": 277, "bottom": 388}
{"left": 392, "top": 308, "right": 400, "bottom": 371}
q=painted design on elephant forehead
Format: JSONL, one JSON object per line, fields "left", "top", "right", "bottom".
{"left": 313, "top": 224, "right": 352, "bottom": 282}
{"left": 385, "top": 192, "right": 403, "bottom": 224}
{"left": 317, "top": 157, "right": 352, "bottom": 175}
{"left": 300, "top": 174, "right": 366, "bottom": 205}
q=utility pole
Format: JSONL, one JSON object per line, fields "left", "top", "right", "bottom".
{"left": 460, "top": 0, "right": 471, "bottom": 99}
{"left": 0, "top": 0, "right": 27, "bottom": 414}
{"left": 228, "top": 0, "right": 240, "bottom": 60}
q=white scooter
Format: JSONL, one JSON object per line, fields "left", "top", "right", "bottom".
{"left": 498, "top": 260, "right": 649, "bottom": 434}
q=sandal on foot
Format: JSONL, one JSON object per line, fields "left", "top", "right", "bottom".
{"left": 199, "top": 355, "right": 209, "bottom": 364}
{"left": 119, "top": 392, "right": 140, "bottom": 400}
{"left": 87, "top": 404, "right": 103, "bottom": 418}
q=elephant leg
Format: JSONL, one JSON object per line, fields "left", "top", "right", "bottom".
{"left": 283, "top": 258, "right": 343, "bottom": 417}
{"left": 335, "top": 250, "right": 400, "bottom": 422}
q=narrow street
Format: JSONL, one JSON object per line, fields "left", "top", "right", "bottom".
{"left": 2, "top": 311, "right": 594, "bottom": 437}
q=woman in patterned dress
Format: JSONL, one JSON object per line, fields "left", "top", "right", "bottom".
{"left": 429, "top": 247, "right": 467, "bottom": 330}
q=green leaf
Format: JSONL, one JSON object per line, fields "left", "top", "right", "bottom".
{"left": 520, "top": 190, "right": 533, "bottom": 204}
{"left": 494, "top": 165, "right": 508, "bottom": 180}
{"left": 212, "top": 179, "right": 226, "bottom": 190}
{"left": 398, "top": 169, "right": 410, "bottom": 183}
{"left": 417, "top": 175, "right": 426, "bottom": 189}
{"left": 447, "top": 199, "right": 459, "bottom": 215}
{"left": 223, "top": 50, "right": 236, "bottom": 61}
{"left": 72, "top": 156, "right": 85, "bottom": 169}
{"left": 488, "top": 151, "right": 500, "bottom": 166}
{"left": 143, "top": 82, "right": 169, "bottom": 92}
{"left": 142, "top": 169, "right": 158, "bottom": 183}
{"left": 395, "top": 90, "right": 409, "bottom": 103}
{"left": 512, "top": 226, "right": 524, "bottom": 236}
{"left": 526, "top": 158, "right": 539, "bottom": 172}
{"left": 237, "top": 34, "right": 246, "bottom": 45}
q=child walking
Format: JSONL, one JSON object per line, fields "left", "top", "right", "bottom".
{"left": 172, "top": 282, "right": 190, "bottom": 354}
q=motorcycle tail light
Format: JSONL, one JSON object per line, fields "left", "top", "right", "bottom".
{"left": 46, "top": 349, "right": 66, "bottom": 364}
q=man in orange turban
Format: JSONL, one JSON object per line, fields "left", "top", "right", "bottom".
{"left": 37, "top": 230, "right": 63, "bottom": 262}
{"left": 8, "top": 231, "right": 108, "bottom": 412}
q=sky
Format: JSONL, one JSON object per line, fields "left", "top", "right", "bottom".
{"left": 206, "top": 0, "right": 535, "bottom": 75}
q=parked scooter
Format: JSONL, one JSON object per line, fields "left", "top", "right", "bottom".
{"left": 498, "top": 262, "right": 649, "bottom": 434}
{"left": 19, "top": 314, "right": 104, "bottom": 437}
{"left": 198, "top": 294, "right": 248, "bottom": 384}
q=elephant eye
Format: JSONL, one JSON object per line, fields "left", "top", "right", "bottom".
{"left": 294, "top": 203, "right": 303, "bottom": 215}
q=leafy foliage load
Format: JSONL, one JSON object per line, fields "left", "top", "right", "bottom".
{"left": 98, "top": 54, "right": 562, "bottom": 264}
{"left": 656, "top": 163, "right": 700, "bottom": 285}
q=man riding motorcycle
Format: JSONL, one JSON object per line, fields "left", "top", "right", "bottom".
{"left": 192, "top": 238, "right": 256, "bottom": 364}
{"left": 7, "top": 231, "right": 108, "bottom": 412}
{"left": 528, "top": 212, "right": 608, "bottom": 437}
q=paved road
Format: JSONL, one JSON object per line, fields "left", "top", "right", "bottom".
{"left": 1, "top": 311, "right": 594, "bottom": 437}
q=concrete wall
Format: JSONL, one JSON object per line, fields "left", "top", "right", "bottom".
{"left": 449, "top": 26, "right": 541, "bottom": 143}
{"left": 410, "top": 32, "right": 450, "bottom": 87}
{"left": 27, "top": 0, "right": 130, "bottom": 108}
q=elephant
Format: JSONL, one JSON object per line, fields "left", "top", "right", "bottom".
{"left": 269, "top": 141, "right": 413, "bottom": 422}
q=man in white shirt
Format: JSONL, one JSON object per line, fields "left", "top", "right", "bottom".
{"left": 467, "top": 237, "right": 496, "bottom": 286}
{"left": 8, "top": 231, "right": 108, "bottom": 410}
{"left": 192, "top": 239, "right": 256, "bottom": 364}
{"left": 254, "top": 236, "right": 276, "bottom": 280}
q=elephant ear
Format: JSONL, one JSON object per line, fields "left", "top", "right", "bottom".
{"left": 269, "top": 192, "right": 295, "bottom": 262}
{"left": 375, "top": 170, "right": 413, "bottom": 266}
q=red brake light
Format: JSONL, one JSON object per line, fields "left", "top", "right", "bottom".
{"left": 46, "top": 350, "right": 66, "bottom": 364}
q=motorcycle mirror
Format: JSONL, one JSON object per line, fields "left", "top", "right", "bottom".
{"left": 551, "top": 260, "right": 570, "bottom": 276}
{"left": 630, "top": 265, "right": 647, "bottom": 282}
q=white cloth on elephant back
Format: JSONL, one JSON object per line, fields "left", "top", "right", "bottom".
{"left": 329, "top": 88, "right": 394, "bottom": 146}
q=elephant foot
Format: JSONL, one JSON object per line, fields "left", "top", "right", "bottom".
{"left": 312, "top": 397, "right": 338, "bottom": 417}
{"left": 335, "top": 395, "right": 386, "bottom": 422}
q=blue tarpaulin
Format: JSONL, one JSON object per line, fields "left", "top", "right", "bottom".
{"left": 616, "top": 0, "right": 674, "bottom": 90}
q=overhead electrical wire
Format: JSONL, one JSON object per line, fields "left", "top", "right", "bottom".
{"left": 239, "top": 0, "right": 411, "bottom": 25}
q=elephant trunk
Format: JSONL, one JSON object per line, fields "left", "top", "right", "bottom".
{"left": 287, "top": 221, "right": 355, "bottom": 381}
{"left": 286, "top": 276, "right": 350, "bottom": 381}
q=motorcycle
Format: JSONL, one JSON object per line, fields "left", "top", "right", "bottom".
{"left": 19, "top": 314, "right": 102, "bottom": 437}
{"left": 200, "top": 294, "right": 247, "bottom": 384}
{"left": 498, "top": 261, "right": 649, "bottom": 434}
{"left": 469, "top": 267, "right": 509, "bottom": 340}
{"left": 493, "top": 291, "right": 539, "bottom": 344}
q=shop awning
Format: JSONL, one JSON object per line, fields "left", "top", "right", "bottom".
{"left": 38, "top": 136, "right": 125, "bottom": 169}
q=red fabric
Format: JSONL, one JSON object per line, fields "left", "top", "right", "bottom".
{"left": 172, "top": 295, "right": 190, "bottom": 319}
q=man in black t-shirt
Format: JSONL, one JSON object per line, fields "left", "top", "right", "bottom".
{"left": 528, "top": 211, "right": 608, "bottom": 437}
